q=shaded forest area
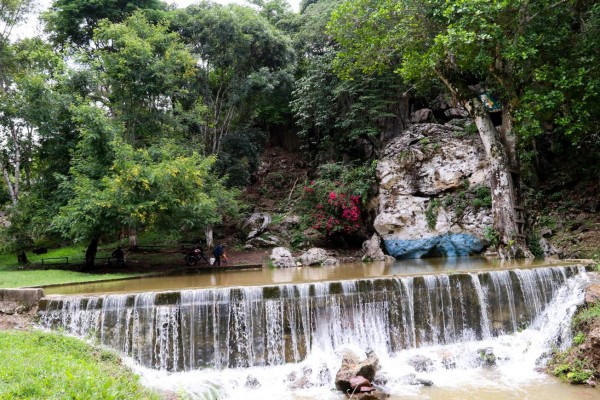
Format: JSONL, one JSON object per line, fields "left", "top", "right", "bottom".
{"left": 0, "top": 0, "right": 599, "bottom": 266}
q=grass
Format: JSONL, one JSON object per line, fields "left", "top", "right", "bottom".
{"left": 0, "top": 331, "right": 160, "bottom": 400}
{"left": 0, "top": 245, "right": 144, "bottom": 288}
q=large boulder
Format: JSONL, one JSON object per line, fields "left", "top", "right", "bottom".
{"left": 335, "top": 350, "right": 380, "bottom": 392}
{"left": 298, "top": 248, "right": 336, "bottom": 266}
{"left": 270, "top": 247, "right": 297, "bottom": 268}
{"left": 374, "top": 123, "right": 492, "bottom": 259}
{"left": 362, "top": 234, "right": 386, "bottom": 262}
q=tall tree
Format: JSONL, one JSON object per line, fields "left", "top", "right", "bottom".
{"left": 172, "top": 2, "right": 295, "bottom": 154}
{"left": 43, "top": 0, "right": 166, "bottom": 47}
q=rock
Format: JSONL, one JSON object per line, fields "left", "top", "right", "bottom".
{"left": 243, "top": 244, "right": 254, "bottom": 251}
{"left": 585, "top": 285, "right": 600, "bottom": 305}
{"left": 401, "top": 374, "right": 433, "bottom": 387}
{"left": 298, "top": 248, "right": 331, "bottom": 266}
{"left": 242, "top": 212, "right": 272, "bottom": 240}
{"left": 335, "top": 350, "right": 380, "bottom": 392}
{"left": 411, "top": 108, "right": 433, "bottom": 123}
{"left": 270, "top": 247, "right": 296, "bottom": 268}
{"left": 247, "top": 235, "right": 281, "bottom": 248}
{"left": 408, "top": 355, "right": 434, "bottom": 372}
{"left": 287, "top": 366, "right": 316, "bottom": 390}
{"left": 322, "top": 258, "right": 340, "bottom": 266}
{"left": 540, "top": 227, "right": 554, "bottom": 238}
{"left": 362, "top": 234, "right": 386, "bottom": 262}
{"left": 477, "top": 347, "right": 497, "bottom": 367}
{"left": 245, "top": 375, "right": 261, "bottom": 388}
{"left": 444, "top": 107, "right": 469, "bottom": 118}
{"left": 374, "top": 123, "right": 492, "bottom": 259}
{"left": 539, "top": 237, "right": 561, "bottom": 258}
{"left": 15, "top": 305, "right": 27, "bottom": 314}
{"left": 415, "top": 378, "right": 434, "bottom": 387}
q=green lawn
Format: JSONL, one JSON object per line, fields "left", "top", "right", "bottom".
{"left": 0, "top": 246, "right": 143, "bottom": 288}
{"left": 0, "top": 331, "right": 160, "bottom": 399}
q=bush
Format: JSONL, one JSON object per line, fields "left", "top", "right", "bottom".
{"left": 300, "top": 161, "right": 377, "bottom": 239}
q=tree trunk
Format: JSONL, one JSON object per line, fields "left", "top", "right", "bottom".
{"left": 467, "top": 98, "right": 532, "bottom": 259}
{"left": 128, "top": 227, "right": 138, "bottom": 250}
{"left": 205, "top": 225, "right": 213, "bottom": 249}
{"left": 84, "top": 237, "right": 99, "bottom": 271}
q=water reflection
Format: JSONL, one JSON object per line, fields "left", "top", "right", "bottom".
{"left": 45, "top": 256, "right": 562, "bottom": 296}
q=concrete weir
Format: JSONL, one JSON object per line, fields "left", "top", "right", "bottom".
{"left": 0, "top": 288, "right": 44, "bottom": 307}
{"left": 38, "top": 263, "right": 592, "bottom": 372}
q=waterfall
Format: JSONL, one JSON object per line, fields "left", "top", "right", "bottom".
{"left": 38, "top": 265, "right": 587, "bottom": 374}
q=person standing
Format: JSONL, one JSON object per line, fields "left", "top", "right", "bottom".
{"left": 212, "top": 244, "right": 224, "bottom": 266}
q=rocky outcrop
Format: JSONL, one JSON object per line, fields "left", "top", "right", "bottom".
{"left": 374, "top": 123, "right": 493, "bottom": 258}
{"left": 241, "top": 212, "right": 272, "bottom": 240}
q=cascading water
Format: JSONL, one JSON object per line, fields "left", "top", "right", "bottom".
{"left": 38, "top": 265, "right": 591, "bottom": 399}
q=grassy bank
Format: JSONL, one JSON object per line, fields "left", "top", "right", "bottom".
{"left": 0, "top": 245, "right": 144, "bottom": 288}
{"left": 548, "top": 290, "right": 600, "bottom": 385}
{"left": 0, "top": 331, "right": 159, "bottom": 399}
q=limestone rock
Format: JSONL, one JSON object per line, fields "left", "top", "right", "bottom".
{"left": 242, "top": 212, "right": 272, "bottom": 240}
{"left": 322, "top": 258, "right": 340, "bottom": 266}
{"left": 247, "top": 235, "right": 281, "bottom": 248}
{"left": 374, "top": 123, "right": 492, "bottom": 259}
{"left": 362, "top": 234, "right": 386, "bottom": 262}
{"left": 539, "top": 237, "right": 561, "bottom": 258}
{"left": 270, "top": 247, "right": 296, "bottom": 268}
{"left": 411, "top": 108, "right": 433, "bottom": 123}
{"left": 298, "top": 248, "right": 332, "bottom": 266}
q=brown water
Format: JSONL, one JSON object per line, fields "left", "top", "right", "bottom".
{"left": 44, "top": 257, "right": 564, "bottom": 296}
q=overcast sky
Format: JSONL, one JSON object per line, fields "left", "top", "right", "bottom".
{"left": 14, "top": 0, "right": 301, "bottom": 39}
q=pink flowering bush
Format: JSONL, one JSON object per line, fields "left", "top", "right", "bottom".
{"left": 300, "top": 162, "right": 376, "bottom": 238}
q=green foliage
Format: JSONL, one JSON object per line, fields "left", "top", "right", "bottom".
{"left": 425, "top": 199, "right": 439, "bottom": 230}
{"left": 573, "top": 332, "right": 586, "bottom": 346}
{"left": 0, "top": 331, "right": 159, "bottom": 399}
{"left": 472, "top": 186, "right": 492, "bottom": 209}
{"left": 214, "top": 128, "right": 267, "bottom": 187}
{"left": 299, "top": 161, "right": 377, "bottom": 238}
{"left": 573, "top": 303, "right": 600, "bottom": 327}
{"left": 526, "top": 232, "right": 544, "bottom": 259}
{"left": 484, "top": 226, "right": 500, "bottom": 249}
{"left": 43, "top": 0, "right": 166, "bottom": 47}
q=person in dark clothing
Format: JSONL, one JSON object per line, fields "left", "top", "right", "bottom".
{"left": 213, "top": 244, "right": 224, "bottom": 266}
{"left": 111, "top": 246, "right": 125, "bottom": 265}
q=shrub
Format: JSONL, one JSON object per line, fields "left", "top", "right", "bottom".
{"left": 300, "top": 161, "right": 377, "bottom": 239}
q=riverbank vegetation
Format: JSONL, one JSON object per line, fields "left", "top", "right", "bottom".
{"left": 0, "top": 331, "right": 159, "bottom": 399}
{"left": 549, "top": 287, "right": 600, "bottom": 385}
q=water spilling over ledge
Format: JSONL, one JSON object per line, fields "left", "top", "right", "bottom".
{"left": 38, "top": 264, "right": 590, "bottom": 373}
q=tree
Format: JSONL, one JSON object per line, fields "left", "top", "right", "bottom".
{"left": 329, "top": 0, "right": 599, "bottom": 258}
{"left": 94, "top": 12, "right": 197, "bottom": 148}
{"left": 172, "top": 2, "right": 295, "bottom": 154}
{"left": 43, "top": 0, "right": 166, "bottom": 47}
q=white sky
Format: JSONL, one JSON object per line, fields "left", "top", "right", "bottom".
{"left": 15, "top": 0, "right": 300, "bottom": 39}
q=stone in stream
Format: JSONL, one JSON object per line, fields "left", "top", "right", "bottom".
{"left": 335, "top": 350, "right": 381, "bottom": 393}
{"left": 408, "top": 354, "right": 434, "bottom": 372}
{"left": 269, "top": 247, "right": 296, "bottom": 268}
